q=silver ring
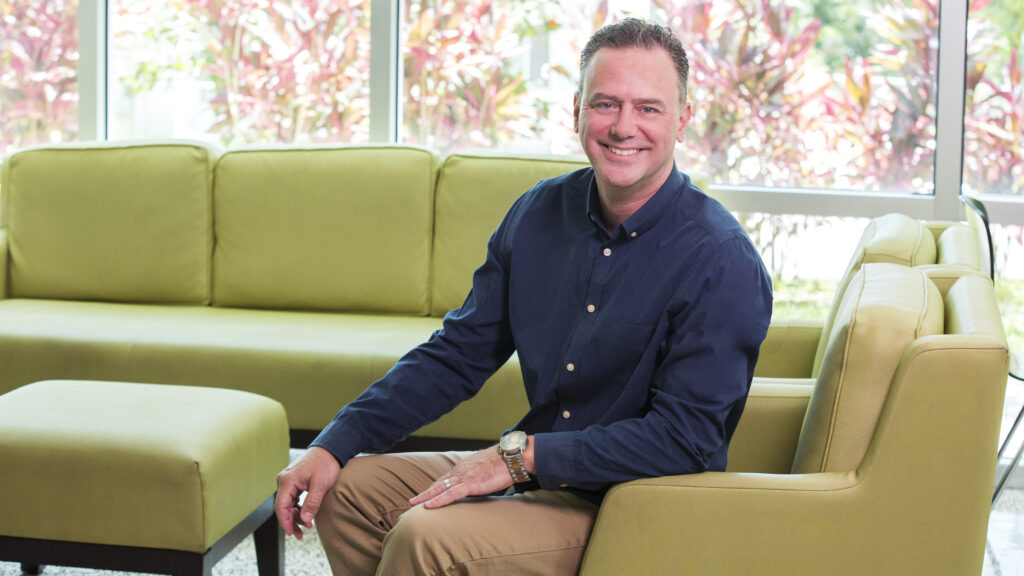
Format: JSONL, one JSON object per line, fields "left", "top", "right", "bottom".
{"left": 443, "top": 478, "right": 452, "bottom": 490}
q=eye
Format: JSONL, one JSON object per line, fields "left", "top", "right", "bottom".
{"left": 594, "top": 101, "right": 617, "bottom": 111}
{"left": 640, "top": 106, "right": 659, "bottom": 114}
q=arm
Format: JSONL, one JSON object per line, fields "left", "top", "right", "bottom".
{"left": 533, "top": 236, "right": 773, "bottom": 489}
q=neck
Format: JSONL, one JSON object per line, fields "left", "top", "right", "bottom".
{"left": 598, "top": 188, "right": 657, "bottom": 232}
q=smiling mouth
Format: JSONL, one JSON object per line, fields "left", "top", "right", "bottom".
{"left": 605, "top": 144, "right": 640, "bottom": 157}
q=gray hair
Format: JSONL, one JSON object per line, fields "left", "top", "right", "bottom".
{"left": 578, "top": 17, "right": 689, "bottom": 104}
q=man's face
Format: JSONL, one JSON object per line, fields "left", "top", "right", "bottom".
{"left": 574, "top": 46, "right": 691, "bottom": 199}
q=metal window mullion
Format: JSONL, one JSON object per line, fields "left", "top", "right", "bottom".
{"left": 369, "top": 0, "right": 400, "bottom": 143}
{"left": 77, "top": 0, "right": 107, "bottom": 142}
{"left": 933, "top": 0, "right": 969, "bottom": 221}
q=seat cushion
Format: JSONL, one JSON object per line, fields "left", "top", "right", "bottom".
{"left": 0, "top": 380, "right": 288, "bottom": 552}
{"left": 793, "top": 263, "right": 944, "bottom": 474}
{"left": 0, "top": 141, "right": 217, "bottom": 304}
{"left": 0, "top": 299, "right": 528, "bottom": 436}
{"left": 430, "top": 150, "right": 590, "bottom": 316}
{"left": 212, "top": 145, "right": 438, "bottom": 314}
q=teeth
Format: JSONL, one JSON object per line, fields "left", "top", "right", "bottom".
{"left": 608, "top": 146, "right": 638, "bottom": 156}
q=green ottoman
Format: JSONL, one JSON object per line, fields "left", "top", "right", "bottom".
{"left": 0, "top": 380, "right": 290, "bottom": 576}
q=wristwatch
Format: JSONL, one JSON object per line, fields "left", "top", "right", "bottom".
{"left": 498, "top": 430, "right": 532, "bottom": 483}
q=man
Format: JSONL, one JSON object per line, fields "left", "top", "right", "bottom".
{"left": 276, "top": 17, "right": 772, "bottom": 575}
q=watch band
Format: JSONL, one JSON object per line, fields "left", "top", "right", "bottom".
{"left": 504, "top": 450, "right": 532, "bottom": 483}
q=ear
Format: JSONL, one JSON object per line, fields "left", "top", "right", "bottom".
{"left": 676, "top": 103, "right": 692, "bottom": 143}
{"left": 573, "top": 92, "right": 581, "bottom": 134}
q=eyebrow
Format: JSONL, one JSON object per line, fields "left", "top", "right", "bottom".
{"left": 589, "top": 92, "right": 668, "bottom": 108}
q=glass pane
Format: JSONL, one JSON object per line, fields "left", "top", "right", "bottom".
{"left": 402, "top": 0, "right": 939, "bottom": 195}
{"left": 0, "top": 0, "right": 79, "bottom": 156}
{"left": 964, "top": 0, "right": 1024, "bottom": 197}
{"left": 992, "top": 222, "right": 1024, "bottom": 355}
{"left": 733, "top": 212, "right": 868, "bottom": 320}
{"left": 655, "top": 0, "right": 938, "bottom": 193}
{"left": 109, "top": 0, "right": 371, "bottom": 148}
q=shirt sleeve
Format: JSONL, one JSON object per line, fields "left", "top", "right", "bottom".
{"left": 531, "top": 235, "right": 773, "bottom": 491}
{"left": 310, "top": 202, "right": 521, "bottom": 466}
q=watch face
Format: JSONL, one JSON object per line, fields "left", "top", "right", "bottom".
{"left": 500, "top": 430, "right": 526, "bottom": 452}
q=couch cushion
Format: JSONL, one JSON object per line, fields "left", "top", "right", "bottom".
{"left": 212, "top": 145, "right": 438, "bottom": 314}
{"left": 792, "top": 263, "right": 944, "bottom": 474}
{"left": 0, "top": 298, "right": 528, "bottom": 437}
{"left": 812, "top": 213, "right": 937, "bottom": 376}
{"left": 431, "top": 151, "right": 590, "bottom": 316}
{"left": 0, "top": 141, "right": 216, "bottom": 304}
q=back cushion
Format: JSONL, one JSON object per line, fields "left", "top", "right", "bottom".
{"left": 793, "top": 263, "right": 944, "bottom": 474}
{"left": 212, "top": 146, "right": 437, "bottom": 314}
{"left": 431, "top": 151, "right": 590, "bottom": 316}
{"left": 1, "top": 142, "right": 216, "bottom": 304}
{"left": 812, "top": 213, "right": 937, "bottom": 376}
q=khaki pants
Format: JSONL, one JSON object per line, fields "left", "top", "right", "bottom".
{"left": 315, "top": 451, "right": 599, "bottom": 576}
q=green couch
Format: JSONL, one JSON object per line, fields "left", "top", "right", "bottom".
{"left": 0, "top": 140, "right": 615, "bottom": 446}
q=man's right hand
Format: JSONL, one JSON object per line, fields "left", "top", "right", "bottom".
{"left": 275, "top": 446, "right": 341, "bottom": 539}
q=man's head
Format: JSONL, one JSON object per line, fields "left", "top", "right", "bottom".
{"left": 578, "top": 17, "right": 690, "bottom": 106}
{"left": 574, "top": 18, "right": 692, "bottom": 203}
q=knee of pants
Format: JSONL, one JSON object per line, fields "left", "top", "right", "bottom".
{"left": 380, "top": 504, "right": 455, "bottom": 567}
{"left": 316, "top": 454, "right": 403, "bottom": 529}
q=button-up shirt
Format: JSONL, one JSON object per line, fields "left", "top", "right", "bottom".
{"left": 312, "top": 166, "right": 773, "bottom": 500}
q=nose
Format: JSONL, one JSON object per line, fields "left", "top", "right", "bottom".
{"left": 610, "top": 108, "right": 637, "bottom": 139}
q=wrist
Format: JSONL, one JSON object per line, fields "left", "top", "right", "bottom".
{"left": 524, "top": 435, "right": 535, "bottom": 475}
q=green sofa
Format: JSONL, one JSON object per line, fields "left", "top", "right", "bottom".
{"left": 0, "top": 140, "right": 602, "bottom": 446}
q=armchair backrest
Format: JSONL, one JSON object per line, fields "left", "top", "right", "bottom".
{"left": 793, "top": 262, "right": 944, "bottom": 473}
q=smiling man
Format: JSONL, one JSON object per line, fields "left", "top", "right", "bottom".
{"left": 276, "top": 18, "right": 772, "bottom": 576}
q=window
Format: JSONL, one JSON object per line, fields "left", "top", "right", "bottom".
{"left": 0, "top": 0, "right": 79, "bottom": 156}
{"left": 109, "top": 0, "right": 372, "bottom": 147}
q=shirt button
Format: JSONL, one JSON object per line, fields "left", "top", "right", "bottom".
{"left": 630, "top": 231, "right": 637, "bottom": 238}
{"left": 560, "top": 483, "right": 569, "bottom": 488}
{"left": 603, "top": 248, "right": 612, "bottom": 256}
{"left": 566, "top": 363, "right": 575, "bottom": 372}
{"left": 562, "top": 410, "right": 571, "bottom": 419}
{"left": 586, "top": 304, "right": 596, "bottom": 313}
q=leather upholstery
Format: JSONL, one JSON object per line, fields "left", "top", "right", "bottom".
{"left": 0, "top": 380, "right": 289, "bottom": 552}
{"left": 0, "top": 141, "right": 217, "bottom": 304}
{"left": 212, "top": 145, "right": 438, "bottom": 314}
{"left": 580, "top": 267, "right": 1009, "bottom": 576}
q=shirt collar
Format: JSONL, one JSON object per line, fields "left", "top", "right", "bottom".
{"left": 585, "top": 165, "right": 685, "bottom": 240}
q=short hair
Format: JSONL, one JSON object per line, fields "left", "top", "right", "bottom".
{"left": 578, "top": 17, "right": 689, "bottom": 104}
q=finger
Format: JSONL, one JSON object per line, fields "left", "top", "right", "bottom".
{"left": 423, "top": 480, "right": 470, "bottom": 509}
{"left": 409, "top": 476, "right": 456, "bottom": 507}
{"left": 298, "top": 463, "right": 339, "bottom": 526}
{"left": 274, "top": 481, "right": 305, "bottom": 538}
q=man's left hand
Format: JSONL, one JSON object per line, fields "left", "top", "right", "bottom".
{"left": 409, "top": 445, "right": 514, "bottom": 509}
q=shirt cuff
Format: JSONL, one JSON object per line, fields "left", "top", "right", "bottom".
{"left": 532, "top": 431, "right": 578, "bottom": 489}
{"left": 309, "top": 417, "right": 364, "bottom": 467}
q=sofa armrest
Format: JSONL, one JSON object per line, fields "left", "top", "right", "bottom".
{"left": 0, "top": 228, "right": 7, "bottom": 299}
{"left": 753, "top": 319, "right": 823, "bottom": 378}
{"left": 727, "top": 380, "right": 811, "bottom": 473}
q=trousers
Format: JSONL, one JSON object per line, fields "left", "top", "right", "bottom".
{"left": 314, "top": 451, "right": 599, "bottom": 576}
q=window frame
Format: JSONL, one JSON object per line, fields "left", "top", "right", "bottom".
{"left": 78, "top": 0, "right": 1024, "bottom": 225}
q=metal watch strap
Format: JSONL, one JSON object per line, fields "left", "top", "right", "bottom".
{"left": 504, "top": 450, "right": 531, "bottom": 483}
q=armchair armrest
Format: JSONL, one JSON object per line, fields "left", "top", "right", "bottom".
{"left": 0, "top": 228, "right": 7, "bottom": 299}
{"left": 753, "top": 318, "right": 823, "bottom": 378}
{"left": 580, "top": 470, "right": 863, "bottom": 576}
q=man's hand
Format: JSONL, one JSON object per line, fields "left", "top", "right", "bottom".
{"left": 410, "top": 442, "right": 524, "bottom": 509}
{"left": 275, "top": 446, "right": 341, "bottom": 539}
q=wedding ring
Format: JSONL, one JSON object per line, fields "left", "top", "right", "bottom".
{"left": 443, "top": 478, "right": 452, "bottom": 490}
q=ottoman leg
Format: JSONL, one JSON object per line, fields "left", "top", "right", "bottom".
{"left": 21, "top": 563, "right": 40, "bottom": 575}
{"left": 254, "top": 514, "right": 284, "bottom": 576}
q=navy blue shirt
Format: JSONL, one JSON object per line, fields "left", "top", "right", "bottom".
{"left": 312, "top": 166, "right": 772, "bottom": 498}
